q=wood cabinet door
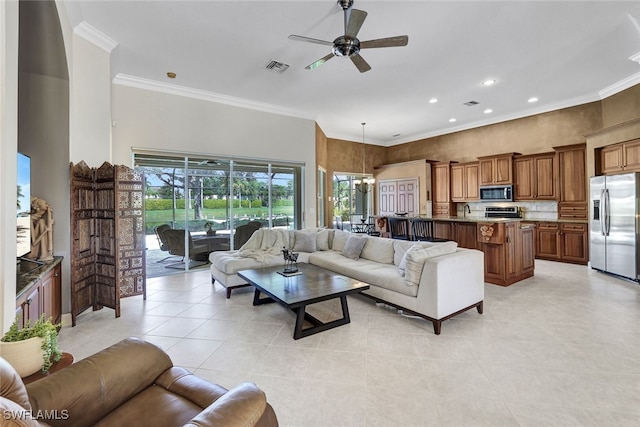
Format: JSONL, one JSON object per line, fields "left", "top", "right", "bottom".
{"left": 479, "top": 159, "right": 494, "bottom": 185}
{"left": 623, "top": 139, "right": 640, "bottom": 171}
{"left": 433, "top": 221, "right": 453, "bottom": 240}
{"left": 557, "top": 147, "right": 586, "bottom": 203}
{"left": 433, "top": 164, "right": 450, "bottom": 202}
{"left": 465, "top": 163, "right": 479, "bottom": 200}
{"left": 514, "top": 157, "right": 534, "bottom": 200}
{"left": 450, "top": 165, "right": 465, "bottom": 202}
{"left": 601, "top": 144, "right": 624, "bottom": 174}
{"left": 40, "top": 264, "right": 61, "bottom": 324}
{"left": 455, "top": 222, "right": 478, "bottom": 249}
{"left": 24, "top": 285, "right": 41, "bottom": 327}
{"left": 560, "top": 223, "right": 588, "bottom": 264}
{"left": 521, "top": 228, "right": 535, "bottom": 273}
{"left": 534, "top": 154, "right": 556, "bottom": 199}
{"left": 494, "top": 156, "right": 513, "bottom": 184}
{"left": 536, "top": 223, "right": 561, "bottom": 259}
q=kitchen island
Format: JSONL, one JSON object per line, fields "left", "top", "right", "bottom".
{"left": 423, "top": 217, "right": 535, "bottom": 286}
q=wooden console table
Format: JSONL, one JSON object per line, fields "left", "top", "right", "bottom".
{"left": 21, "top": 352, "right": 74, "bottom": 385}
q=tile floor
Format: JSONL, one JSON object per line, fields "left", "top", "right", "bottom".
{"left": 58, "top": 260, "right": 640, "bottom": 426}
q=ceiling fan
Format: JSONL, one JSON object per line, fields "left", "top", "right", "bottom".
{"left": 289, "top": 0, "right": 409, "bottom": 73}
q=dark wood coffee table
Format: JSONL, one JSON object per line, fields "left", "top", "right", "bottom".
{"left": 237, "top": 264, "right": 370, "bottom": 340}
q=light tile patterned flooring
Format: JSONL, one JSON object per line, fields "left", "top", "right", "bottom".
{"left": 58, "top": 260, "right": 640, "bottom": 426}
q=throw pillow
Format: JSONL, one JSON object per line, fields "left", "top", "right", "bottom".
{"left": 404, "top": 242, "right": 458, "bottom": 286}
{"left": 316, "top": 229, "right": 332, "bottom": 251}
{"left": 293, "top": 230, "right": 317, "bottom": 253}
{"left": 341, "top": 235, "right": 367, "bottom": 260}
{"left": 331, "top": 229, "right": 350, "bottom": 252}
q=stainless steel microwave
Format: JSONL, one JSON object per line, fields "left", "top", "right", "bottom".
{"left": 479, "top": 185, "right": 513, "bottom": 202}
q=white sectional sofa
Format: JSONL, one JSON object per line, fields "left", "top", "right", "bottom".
{"left": 209, "top": 228, "right": 485, "bottom": 334}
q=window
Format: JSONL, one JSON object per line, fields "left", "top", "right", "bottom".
{"left": 134, "top": 153, "right": 303, "bottom": 276}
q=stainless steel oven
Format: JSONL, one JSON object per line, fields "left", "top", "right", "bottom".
{"left": 479, "top": 185, "right": 513, "bottom": 202}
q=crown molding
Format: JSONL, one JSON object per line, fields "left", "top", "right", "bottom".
{"left": 113, "top": 74, "right": 316, "bottom": 121}
{"left": 74, "top": 21, "right": 118, "bottom": 53}
{"left": 599, "top": 71, "right": 640, "bottom": 99}
{"left": 387, "top": 93, "right": 601, "bottom": 147}
{"left": 629, "top": 51, "right": 640, "bottom": 65}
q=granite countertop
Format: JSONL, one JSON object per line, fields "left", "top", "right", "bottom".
{"left": 16, "top": 256, "right": 63, "bottom": 298}
{"left": 428, "top": 216, "right": 523, "bottom": 223}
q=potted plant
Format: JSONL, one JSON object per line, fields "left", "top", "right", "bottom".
{"left": 204, "top": 221, "right": 216, "bottom": 236}
{"left": 0, "top": 315, "right": 62, "bottom": 376}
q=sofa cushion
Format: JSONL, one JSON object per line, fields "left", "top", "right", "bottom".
{"left": 331, "top": 230, "right": 350, "bottom": 252}
{"left": 211, "top": 252, "right": 273, "bottom": 275}
{"left": 316, "top": 229, "right": 333, "bottom": 251}
{"left": 360, "top": 236, "right": 394, "bottom": 264}
{"left": 309, "top": 251, "right": 418, "bottom": 297}
{"left": 293, "top": 230, "right": 317, "bottom": 253}
{"left": 404, "top": 242, "right": 458, "bottom": 287}
{"left": 393, "top": 240, "right": 416, "bottom": 266}
{"left": 342, "top": 235, "right": 367, "bottom": 260}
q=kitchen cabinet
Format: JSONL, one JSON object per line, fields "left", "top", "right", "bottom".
{"left": 554, "top": 144, "right": 587, "bottom": 220}
{"left": 451, "top": 162, "right": 479, "bottom": 202}
{"left": 433, "top": 221, "right": 454, "bottom": 240}
{"left": 600, "top": 139, "right": 640, "bottom": 174}
{"left": 455, "top": 222, "right": 479, "bottom": 249}
{"left": 535, "top": 222, "right": 588, "bottom": 265}
{"left": 432, "top": 162, "right": 455, "bottom": 217}
{"left": 16, "top": 258, "right": 62, "bottom": 328}
{"left": 477, "top": 221, "right": 534, "bottom": 286}
{"left": 478, "top": 153, "right": 518, "bottom": 185}
{"left": 513, "top": 153, "right": 555, "bottom": 200}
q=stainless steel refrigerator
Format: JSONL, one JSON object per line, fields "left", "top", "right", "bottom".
{"left": 589, "top": 173, "right": 640, "bottom": 281}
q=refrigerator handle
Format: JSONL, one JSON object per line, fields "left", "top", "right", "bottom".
{"left": 604, "top": 188, "right": 611, "bottom": 236}
{"left": 600, "top": 189, "right": 606, "bottom": 236}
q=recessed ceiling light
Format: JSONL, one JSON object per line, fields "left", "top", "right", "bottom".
{"left": 429, "top": 98, "right": 438, "bottom": 104}
{"left": 449, "top": 118, "right": 457, "bottom": 123}
{"left": 482, "top": 79, "right": 496, "bottom": 86}
{"left": 166, "top": 72, "right": 176, "bottom": 79}
{"left": 528, "top": 97, "right": 539, "bottom": 103}
{"left": 484, "top": 108, "right": 493, "bottom": 114}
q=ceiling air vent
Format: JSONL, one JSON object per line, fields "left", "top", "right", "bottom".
{"left": 464, "top": 100, "right": 480, "bottom": 106}
{"left": 265, "top": 60, "right": 290, "bottom": 73}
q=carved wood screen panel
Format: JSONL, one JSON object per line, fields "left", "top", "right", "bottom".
{"left": 70, "top": 161, "right": 146, "bottom": 326}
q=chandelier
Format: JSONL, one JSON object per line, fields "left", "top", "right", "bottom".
{"left": 354, "top": 122, "right": 375, "bottom": 194}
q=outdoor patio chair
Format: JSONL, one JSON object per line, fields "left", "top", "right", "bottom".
{"left": 162, "top": 229, "right": 210, "bottom": 269}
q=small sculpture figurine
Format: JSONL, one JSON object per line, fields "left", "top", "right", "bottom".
{"left": 29, "top": 197, "right": 54, "bottom": 261}
{"left": 281, "top": 246, "right": 299, "bottom": 274}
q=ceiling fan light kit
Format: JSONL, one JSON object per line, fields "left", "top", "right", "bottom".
{"left": 289, "top": 0, "right": 409, "bottom": 73}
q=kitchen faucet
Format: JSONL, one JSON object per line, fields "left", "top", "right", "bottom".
{"left": 463, "top": 204, "right": 471, "bottom": 218}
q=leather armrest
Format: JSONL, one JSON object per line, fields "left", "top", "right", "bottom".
{"left": 183, "top": 382, "right": 267, "bottom": 427}
{"left": 27, "top": 338, "right": 172, "bottom": 427}
{"left": 154, "top": 367, "right": 228, "bottom": 408}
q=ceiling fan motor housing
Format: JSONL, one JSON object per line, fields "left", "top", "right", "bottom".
{"left": 333, "top": 36, "right": 360, "bottom": 57}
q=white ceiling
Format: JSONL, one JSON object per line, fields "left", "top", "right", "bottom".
{"left": 62, "top": 1, "right": 640, "bottom": 146}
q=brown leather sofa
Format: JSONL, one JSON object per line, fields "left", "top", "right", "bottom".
{"left": 0, "top": 337, "right": 278, "bottom": 427}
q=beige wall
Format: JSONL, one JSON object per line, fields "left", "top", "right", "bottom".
{"left": 1, "top": 0, "right": 20, "bottom": 332}
{"left": 386, "top": 102, "right": 603, "bottom": 164}
{"left": 601, "top": 84, "right": 640, "bottom": 129}
{"left": 111, "top": 84, "right": 317, "bottom": 227}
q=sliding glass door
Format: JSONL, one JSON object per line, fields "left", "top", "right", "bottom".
{"left": 135, "top": 153, "right": 303, "bottom": 277}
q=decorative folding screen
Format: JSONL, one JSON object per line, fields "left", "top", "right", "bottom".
{"left": 70, "top": 161, "right": 146, "bottom": 326}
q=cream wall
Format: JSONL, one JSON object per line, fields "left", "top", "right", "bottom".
{"left": 111, "top": 84, "right": 317, "bottom": 227}
{"left": 70, "top": 34, "right": 112, "bottom": 166}
{"left": 0, "top": 0, "right": 19, "bottom": 332}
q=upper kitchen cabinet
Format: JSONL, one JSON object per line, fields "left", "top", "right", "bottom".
{"left": 513, "top": 153, "right": 556, "bottom": 200}
{"left": 554, "top": 143, "right": 587, "bottom": 220}
{"left": 451, "top": 162, "right": 479, "bottom": 202}
{"left": 478, "top": 153, "right": 519, "bottom": 185}
{"left": 600, "top": 139, "right": 640, "bottom": 174}
{"left": 432, "top": 162, "right": 456, "bottom": 217}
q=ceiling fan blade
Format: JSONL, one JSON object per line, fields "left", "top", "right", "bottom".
{"left": 346, "top": 9, "right": 367, "bottom": 38}
{"left": 360, "top": 35, "right": 409, "bottom": 49}
{"left": 288, "top": 34, "right": 333, "bottom": 47}
{"left": 305, "top": 53, "right": 335, "bottom": 70}
{"left": 350, "top": 54, "right": 371, "bottom": 73}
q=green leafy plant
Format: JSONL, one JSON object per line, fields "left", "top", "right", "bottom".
{"left": 1, "top": 315, "right": 62, "bottom": 372}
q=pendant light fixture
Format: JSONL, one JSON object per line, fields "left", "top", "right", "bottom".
{"left": 354, "top": 122, "right": 375, "bottom": 193}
